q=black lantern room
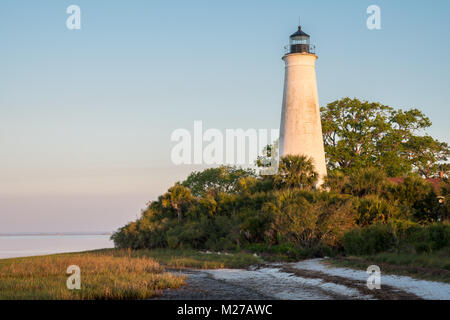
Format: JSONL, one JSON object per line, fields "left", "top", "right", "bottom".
{"left": 289, "top": 26, "right": 313, "bottom": 54}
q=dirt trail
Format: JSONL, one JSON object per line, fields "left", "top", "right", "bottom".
{"left": 155, "top": 258, "right": 444, "bottom": 300}
{"left": 155, "top": 269, "right": 271, "bottom": 300}
{"left": 280, "top": 266, "right": 419, "bottom": 300}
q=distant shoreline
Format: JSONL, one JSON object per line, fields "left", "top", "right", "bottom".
{"left": 0, "top": 234, "right": 114, "bottom": 259}
{"left": 0, "top": 232, "right": 113, "bottom": 237}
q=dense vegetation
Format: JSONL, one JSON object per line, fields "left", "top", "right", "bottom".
{"left": 112, "top": 98, "right": 449, "bottom": 265}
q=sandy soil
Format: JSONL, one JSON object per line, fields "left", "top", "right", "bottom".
{"left": 156, "top": 259, "right": 450, "bottom": 300}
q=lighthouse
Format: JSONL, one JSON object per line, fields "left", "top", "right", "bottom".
{"left": 279, "top": 25, "right": 327, "bottom": 186}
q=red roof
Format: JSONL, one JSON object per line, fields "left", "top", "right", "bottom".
{"left": 387, "top": 177, "right": 443, "bottom": 195}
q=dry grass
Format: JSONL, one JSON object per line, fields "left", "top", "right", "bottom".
{"left": 95, "top": 248, "right": 262, "bottom": 269}
{"left": 0, "top": 251, "right": 185, "bottom": 300}
{"left": 0, "top": 248, "right": 261, "bottom": 299}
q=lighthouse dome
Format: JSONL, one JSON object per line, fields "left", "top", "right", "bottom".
{"left": 290, "top": 26, "right": 310, "bottom": 40}
{"left": 288, "top": 26, "right": 314, "bottom": 54}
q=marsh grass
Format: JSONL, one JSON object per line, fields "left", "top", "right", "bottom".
{"left": 0, "top": 251, "right": 185, "bottom": 300}
{"left": 0, "top": 248, "right": 260, "bottom": 299}
{"left": 94, "top": 248, "right": 262, "bottom": 269}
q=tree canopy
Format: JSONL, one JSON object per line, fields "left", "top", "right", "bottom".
{"left": 321, "top": 98, "right": 449, "bottom": 177}
{"left": 181, "top": 166, "right": 255, "bottom": 197}
{"left": 161, "top": 184, "right": 194, "bottom": 222}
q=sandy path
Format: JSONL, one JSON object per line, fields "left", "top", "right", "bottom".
{"left": 156, "top": 259, "right": 450, "bottom": 300}
{"left": 291, "top": 259, "right": 450, "bottom": 300}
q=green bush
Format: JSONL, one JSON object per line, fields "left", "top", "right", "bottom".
{"left": 347, "top": 167, "right": 387, "bottom": 197}
{"left": 343, "top": 222, "right": 450, "bottom": 255}
{"left": 383, "top": 176, "right": 439, "bottom": 222}
{"left": 263, "top": 189, "right": 354, "bottom": 248}
{"left": 405, "top": 223, "right": 450, "bottom": 253}
{"left": 343, "top": 224, "right": 397, "bottom": 255}
{"left": 354, "top": 195, "right": 399, "bottom": 226}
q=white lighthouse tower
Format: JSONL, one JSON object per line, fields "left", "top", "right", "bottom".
{"left": 279, "top": 25, "right": 327, "bottom": 186}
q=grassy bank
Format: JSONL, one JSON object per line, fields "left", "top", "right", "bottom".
{"left": 95, "top": 248, "right": 262, "bottom": 269}
{"left": 0, "top": 248, "right": 261, "bottom": 300}
{"left": 327, "top": 250, "right": 450, "bottom": 283}
{"left": 0, "top": 250, "right": 185, "bottom": 300}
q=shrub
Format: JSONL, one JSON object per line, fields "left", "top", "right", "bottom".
{"left": 405, "top": 223, "right": 450, "bottom": 253}
{"left": 274, "top": 155, "right": 318, "bottom": 190}
{"left": 263, "top": 190, "right": 354, "bottom": 248}
{"left": 264, "top": 190, "right": 317, "bottom": 247}
{"left": 384, "top": 176, "right": 439, "bottom": 222}
{"left": 343, "top": 222, "right": 450, "bottom": 255}
{"left": 347, "top": 167, "right": 387, "bottom": 197}
{"left": 314, "top": 194, "right": 356, "bottom": 247}
{"left": 343, "top": 224, "right": 397, "bottom": 255}
{"left": 355, "top": 195, "right": 399, "bottom": 226}
{"left": 236, "top": 176, "right": 274, "bottom": 194}
{"left": 323, "top": 170, "right": 348, "bottom": 193}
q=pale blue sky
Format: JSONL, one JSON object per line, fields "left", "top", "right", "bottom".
{"left": 0, "top": 0, "right": 449, "bottom": 232}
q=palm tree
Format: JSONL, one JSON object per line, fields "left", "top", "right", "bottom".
{"left": 274, "top": 155, "right": 318, "bottom": 190}
{"left": 348, "top": 167, "right": 386, "bottom": 196}
{"left": 161, "top": 184, "right": 194, "bottom": 222}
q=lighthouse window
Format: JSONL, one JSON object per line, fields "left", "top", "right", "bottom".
{"left": 291, "top": 37, "right": 309, "bottom": 45}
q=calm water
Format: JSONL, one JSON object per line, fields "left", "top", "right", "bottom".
{"left": 0, "top": 234, "right": 114, "bottom": 259}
